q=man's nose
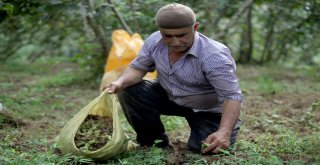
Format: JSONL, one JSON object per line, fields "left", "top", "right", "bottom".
{"left": 171, "top": 37, "right": 180, "bottom": 45}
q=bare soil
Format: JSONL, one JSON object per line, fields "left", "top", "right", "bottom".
{"left": 74, "top": 115, "right": 113, "bottom": 151}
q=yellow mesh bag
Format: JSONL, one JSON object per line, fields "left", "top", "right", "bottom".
{"left": 56, "top": 91, "right": 134, "bottom": 160}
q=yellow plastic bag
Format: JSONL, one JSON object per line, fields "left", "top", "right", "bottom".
{"left": 104, "top": 30, "right": 143, "bottom": 72}
{"left": 99, "top": 30, "right": 156, "bottom": 91}
{"left": 56, "top": 91, "right": 132, "bottom": 160}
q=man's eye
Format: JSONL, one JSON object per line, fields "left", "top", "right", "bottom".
{"left": 164, "top": 34, "right": 186, "bottom": 38}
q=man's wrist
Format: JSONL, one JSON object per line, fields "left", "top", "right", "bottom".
{"left": 217, "top": 127, "right": 232, "bottom": 136}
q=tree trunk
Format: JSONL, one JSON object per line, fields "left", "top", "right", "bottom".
{"left": 237, "top": 2, "right": 253, "bottom": 64}
{"left": 129, "top": 0, "right": 141, "bottom": 34}
{"left": 216, "top": 0, "right": 254, "bottom": 41}
{"left": 81, "top": 0, "right": 109, "bottom": 60}
{"left": 260, "top": 11, "right": 276, "bottom": 63}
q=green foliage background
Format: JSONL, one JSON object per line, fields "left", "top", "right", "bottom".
{"left": 1, "top": 0, "right": 319, "bottom": 81}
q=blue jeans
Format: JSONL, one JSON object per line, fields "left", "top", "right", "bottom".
{"left": 117, "top": 80, "right": 241, "bottom": 152}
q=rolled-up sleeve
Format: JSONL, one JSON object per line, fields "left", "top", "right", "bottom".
{"left": 130, "top": 36, "right": 156, "bottom": 72}
{"left": 203, "top": 48, "right": 243, "bottom": 102}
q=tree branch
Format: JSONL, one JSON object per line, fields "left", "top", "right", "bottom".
{"left": 107, "top": 0, "right": 133, "bottom": 34}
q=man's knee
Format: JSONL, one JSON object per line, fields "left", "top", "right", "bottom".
{"left": 117, "top": 81, "right": 145, "bottom": 103}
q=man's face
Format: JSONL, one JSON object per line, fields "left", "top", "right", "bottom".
{"left": 159, "top": 23, "right": 199, "bottom": 53}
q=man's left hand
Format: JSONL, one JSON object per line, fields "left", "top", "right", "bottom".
{"left": 201, "top": 130, "right": 231, "bottom": 154}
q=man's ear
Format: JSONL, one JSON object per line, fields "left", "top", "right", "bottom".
{"left": 194, "top": 22, "right": 200, "bottom": 31}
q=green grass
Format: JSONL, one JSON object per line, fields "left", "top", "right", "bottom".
{"left": 0, "top": 58, "right": 320, "bottom": 164}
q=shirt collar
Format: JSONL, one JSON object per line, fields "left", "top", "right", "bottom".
{"left": 186, "top": 32, "right": 200, "bottom": 57}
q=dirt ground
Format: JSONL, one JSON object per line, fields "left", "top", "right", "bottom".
{"left": 1, "top": 63, "right": 319, "bottom": 164}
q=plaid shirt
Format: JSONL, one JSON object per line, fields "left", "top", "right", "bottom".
{"left": 130, "top": 31, "right": 243, "bottom": 113}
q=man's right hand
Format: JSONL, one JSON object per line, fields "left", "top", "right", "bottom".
{"left": 102, "top": 66, "right": 147, "bottom": 94}
{"left": 103, "top": 80, "right": 123, "bottom": 94}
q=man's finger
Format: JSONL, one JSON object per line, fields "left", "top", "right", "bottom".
{"left": 106, "top": 87, "right": 115, "bottom": 93}
{"left": 212, "top": 142, "right": 229, "bottom": 154}
{"left": 102, "top": 85, "right": 113, "bottom": 93}
{"left": 203, "top": 134, "right": 215, "bottom": 145}
{"left": 202, "top": 141, "right": 218, "bottom": 154}
{"left": 212, "top": 146, "right": 223, "bottom": 154}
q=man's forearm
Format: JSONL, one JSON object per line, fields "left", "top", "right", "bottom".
{"left": 117, "top": 66, "right": 147, "bottom": 89}
{"left": 218, "top": 100, "right": 241, "bottom": 136}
